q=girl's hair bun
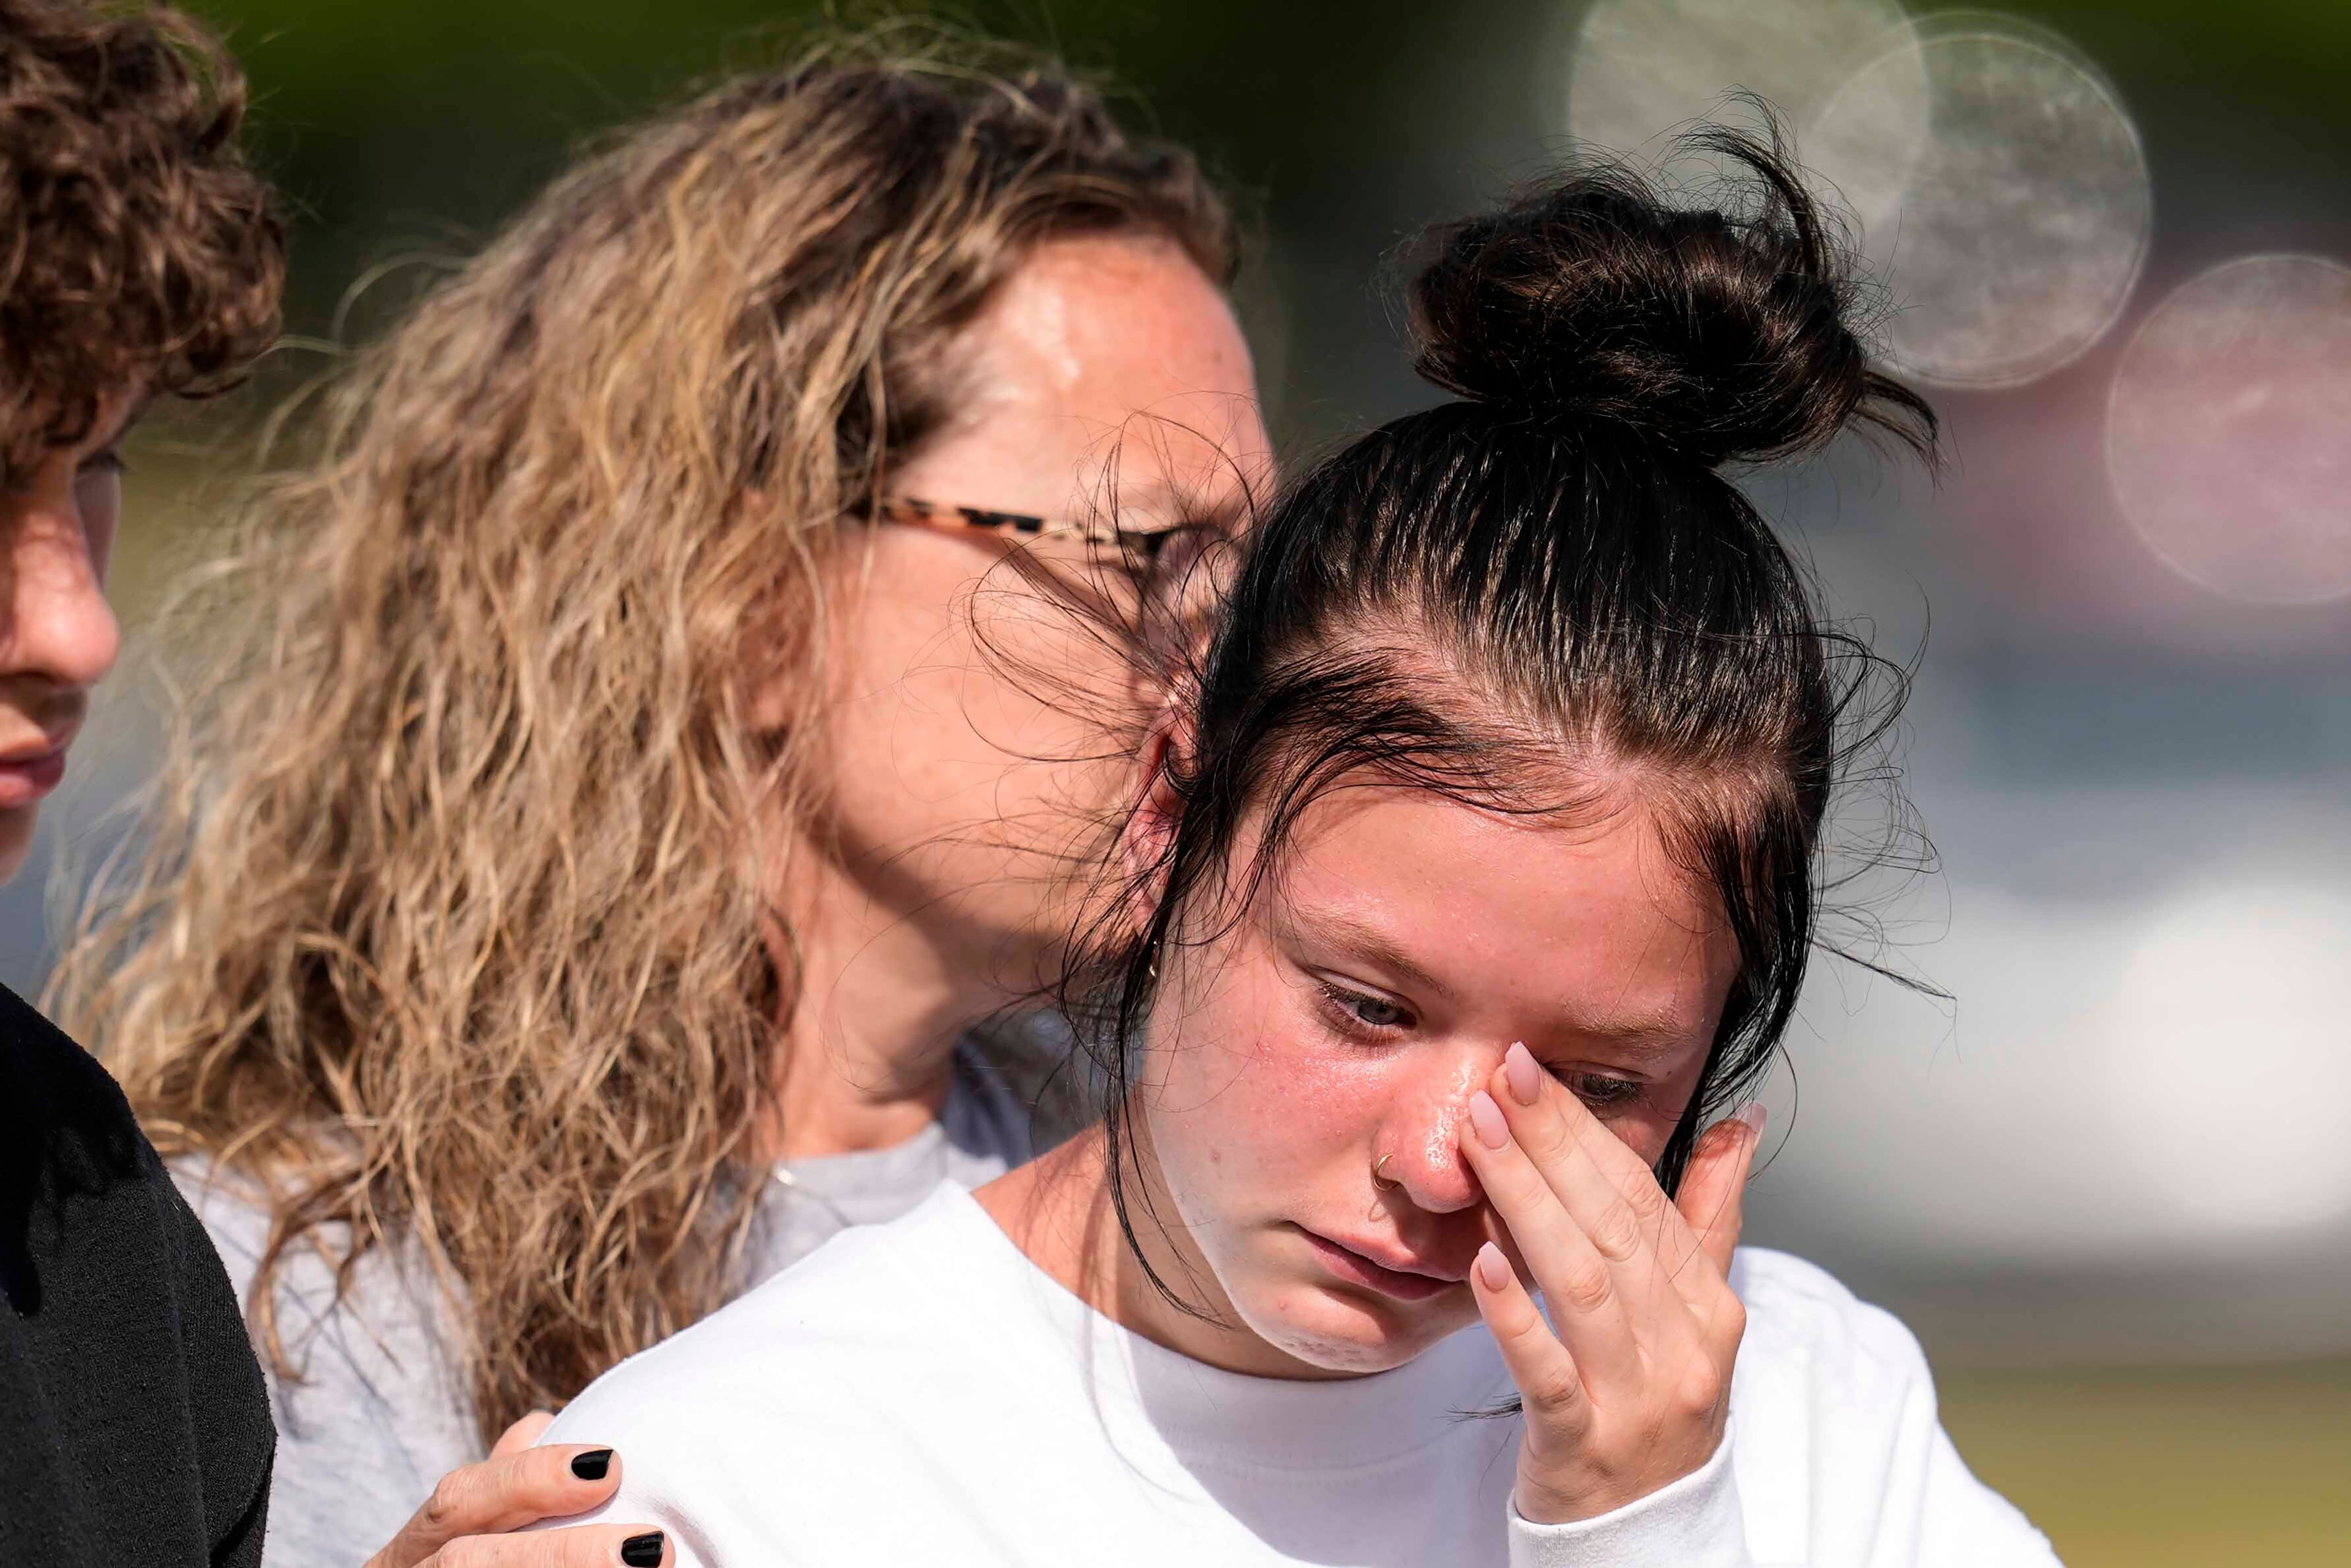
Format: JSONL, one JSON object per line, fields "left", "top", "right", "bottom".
{"left": 1409, "top": 126, "right": 1935, "bottom": 468}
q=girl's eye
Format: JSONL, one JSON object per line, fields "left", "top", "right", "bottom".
{"left": 1316, "top": 981, "right": 1415, "bottom": 1033}
{"left": 1560, "top": 1071, "right": 1645, "bottom": 1112}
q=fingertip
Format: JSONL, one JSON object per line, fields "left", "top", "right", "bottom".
{"left": 1697, "top": 1107, "right": 1760, "bottom": 1169}
{"left": 619, "top": 1531, "right": 666, "bottom": 1567}
{"left": 1472, "top": 1239, "right": 1513, "bottom": 1294}
{"left": 569, "top": 1447, "right": 617, "bottom": 1484}
{"left": 1468, "top": 1089, "right": 1509, "bottom": 1150}
{"left": 1502, "top": 1040, "right": 1542, "bottom": 1106}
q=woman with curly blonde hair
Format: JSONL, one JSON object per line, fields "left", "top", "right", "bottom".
{"left": 55, "top": 32, "right": 1265, "bottom": 1568}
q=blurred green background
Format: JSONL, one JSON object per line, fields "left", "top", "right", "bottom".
{"left": 51, "top": 1, "right": 2351, "bottom": 1562}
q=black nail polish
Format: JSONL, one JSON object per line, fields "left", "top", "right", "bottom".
{"left": 620, "top": 1532, "right": 664, "bottom": 1567}
{"left": 570, "top": 1448, "right": 613, "bottom": 1480}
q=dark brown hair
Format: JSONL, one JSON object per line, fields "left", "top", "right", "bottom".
{"left": 1074, "top": 128, "right": 1937, "bottom": 1300}
{"left": 0, "top": 0, "right": 283, "bottom": 486}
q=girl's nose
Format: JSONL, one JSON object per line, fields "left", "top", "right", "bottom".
{"left": 1378, "top": 1050, "right": 1493, "bottom": 1213}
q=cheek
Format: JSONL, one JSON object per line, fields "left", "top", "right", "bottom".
{"left": 811, "top": 542, "right": 1122, "bottom": 859}
{"left": 1147, "top": 969, "right": 1383, "bottom": 1195}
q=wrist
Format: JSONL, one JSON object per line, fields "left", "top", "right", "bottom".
{"left": 1514, "top": 1422, "right": 1729, "bottom": 1525}
{"left": 1506, "top": 1429, "right": 1749, "bottom": 1568}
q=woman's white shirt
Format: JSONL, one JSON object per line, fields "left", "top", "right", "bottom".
{"left": 540, "top": 1184, "right": 2057, "bottom": 1567}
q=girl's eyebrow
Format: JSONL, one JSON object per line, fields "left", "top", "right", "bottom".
{"left": 1277, "top": 906, "right": 1454, "bottom": 1000}
{"left": 1555, "top": 1014, "right": 1700, "bottom": 1061}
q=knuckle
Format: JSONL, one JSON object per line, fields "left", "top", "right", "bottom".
{"left": 1623, "top": 1174, "right": 1670, "bottom": 1225}
{"left": 1715, "top": 1296, "right": 1749, "bottom": 1346}
{"left": 1556, "top": 1255, "right": 1616, "bottom": 1314}
{"left": 422, "top": 1472, "right": 476, "bottom": 1532}
{"left": 1673, "top": 1362, "right": 1725, "bottom": 1418}
{"left": 1491, "top": 1161, "right": 1552, "bottom": 1215}
{"left": 1526, "top": 1115, "right": 1579, "bottom": 1166}
{"left": 1589, "top": 1202, "right": 1643, "bottom": 1261}
{"left": 1525, "top": 1364, "right": 1584, "bottom": 1412}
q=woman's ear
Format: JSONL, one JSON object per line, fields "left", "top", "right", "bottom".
{"left": 1120, "top": 698, "right": 1193, "bottom": 931}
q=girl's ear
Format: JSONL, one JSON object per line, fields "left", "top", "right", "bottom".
{"left": 1120, "top": 697, "right": 1193, "bottom": 932}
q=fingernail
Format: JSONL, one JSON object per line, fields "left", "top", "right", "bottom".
{"left": 571, "top": 1448, "right": 613, "bottom": 1480}
{"left": 620, "top": 1533, "right": 664, "bottom": 1567}
{"left": 1503, "top": 1041, "right": 1542, "bottom": 1106}
{"left": 1469, "top": 1089, "right": 1509, "bottom": 1149}
{"left": 1474, "top": 1240, "right": 1512, "bottom": 1291}
{"left": 1736, "top": 1102, "right": 1769, "bottom": 1138}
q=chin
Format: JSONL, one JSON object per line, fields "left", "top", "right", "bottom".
{"left": 1239, "top": 1284, "right": 1471, "bottom": 1375}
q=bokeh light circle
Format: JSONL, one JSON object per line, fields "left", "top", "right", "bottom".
{"left": 1566, "top": 0, "right": 1924, "bottom": 169}
{"left": 2105, "top": 255, "right": 2351, "bottom": 605}
{"left": 1810, "top": 18, "right": 2152, "bottom": 386}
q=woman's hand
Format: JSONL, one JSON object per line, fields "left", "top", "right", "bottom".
{"left": 1459, "top": 1041, "right": 1761, "bottom": 1526}
{"left": 364, "top": 1412, "right": 669, "bottom": 1567}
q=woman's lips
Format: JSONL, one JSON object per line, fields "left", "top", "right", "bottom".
{"left": 1296, "top": 1227, "right": 1463, "bottom": 1304}
{"left": 0, "top": 743, "right": 70, "bottom": 808}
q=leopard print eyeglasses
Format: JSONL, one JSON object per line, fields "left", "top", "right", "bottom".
{"left": 866, "top": 495, "right": 1201, "bottom": 561}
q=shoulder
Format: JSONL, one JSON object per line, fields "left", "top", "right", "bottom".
{"left": 170, "top": 1151, "right": 470, "bottom": 1399}
{"left": 1727, "top": 1246, "right": 1942, "bottom": 1416}
{"left": 0, "top": 982, "right": 154, "bottom": 1184}
{"left": 1732, "top": 1247, "right": 1930, "bottom": 1367}
{"left": 551, "top": 1187, "right": 983, "bottom": 1455}
{"left": 544, "top": 1192, "right": 1021, "bottom": 1561}
{"left": 0, "top": 981, "right": 204, "bottom": 1308}
{"left": 570, "top": 1190, "right": 959, "bottom": 1404}
{"left": 0, "top": 991, "right": 278, "bottom": 1564}
{"left": 1724, "top": 1248, "right": 2061, "bottom": 1565}
{"left": 171, "top": 1152, "right": 482, "bottom": 1553}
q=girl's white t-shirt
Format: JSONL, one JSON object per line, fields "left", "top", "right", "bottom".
{"left": 541, "top": 1184, "right": 2060, "bottom": 1567}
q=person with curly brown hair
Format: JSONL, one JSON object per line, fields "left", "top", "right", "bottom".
{"left": 0, "top": 2, "right": 284, "bottom": 1565}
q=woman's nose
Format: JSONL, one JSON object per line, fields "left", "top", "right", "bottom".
{"left": 1380, "top": 1051, "right": 1494, "bottom": 1214}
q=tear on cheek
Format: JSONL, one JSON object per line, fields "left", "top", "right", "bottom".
{"left": 1419, "top": 1057, "right": 1479, "bottom": 1166}
{"left": 1421, "top": 1103, "right": 1461, "bottom": 1169}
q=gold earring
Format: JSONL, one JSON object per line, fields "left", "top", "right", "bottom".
{"left": 1371, "top": 1153, "right": 1400, "bottom": 1191}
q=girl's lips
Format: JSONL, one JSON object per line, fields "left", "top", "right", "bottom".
{"left": 1296, "top": 1226, "right": 1463, "bottom": 1304}
{"left": 0, "top": 745, "right": 69, "bottom": 808}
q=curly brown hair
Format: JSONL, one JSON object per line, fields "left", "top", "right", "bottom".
{"left": 0, "top": 0, "right": 283, "bottom": 486}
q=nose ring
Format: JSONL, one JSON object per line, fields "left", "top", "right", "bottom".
{"left": 1371, "top": 1153, "right": 1400, "bottom": 1191}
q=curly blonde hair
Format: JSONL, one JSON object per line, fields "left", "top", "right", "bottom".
{"left": 54, "top": 30, "right": 1232, "bottom": 1445}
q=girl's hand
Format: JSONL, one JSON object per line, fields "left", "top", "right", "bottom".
{"left": 364, "top": 1412, "right": 669, "bottom": 1567}
{"left": 1458, "top": 1042, "right": 1761, "bottom": 1526}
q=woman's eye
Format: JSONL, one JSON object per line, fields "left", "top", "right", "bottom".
{"left": 1317, "top": 982, "right": 1414, "bottom": 1033}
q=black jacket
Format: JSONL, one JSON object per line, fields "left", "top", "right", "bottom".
{"left": 0, "top": 983, "right": 273, "bottom": 1564}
